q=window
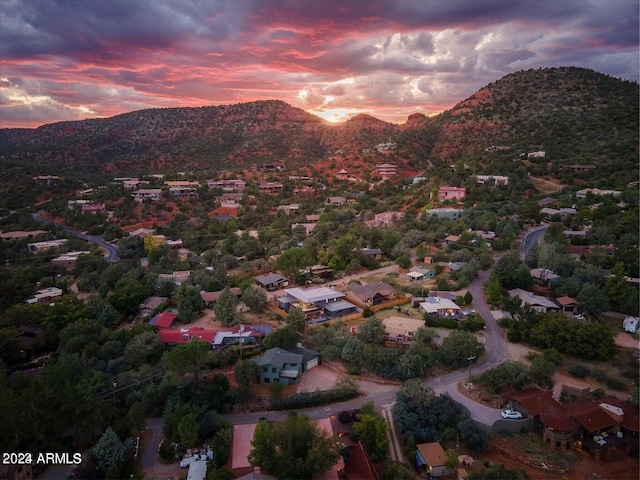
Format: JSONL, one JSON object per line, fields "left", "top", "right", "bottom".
{"left": 264, "top": 378, "right": 270, "bottom": 383}
{"left": 272, "top": 367, "right": 276, "bottom": 373}
{"left": 263, "top": 367, "right": 268, "bottom": 372}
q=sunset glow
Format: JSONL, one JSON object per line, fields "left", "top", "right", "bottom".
{"left": 0, "top": 0, "right": 637, "bottom": 128}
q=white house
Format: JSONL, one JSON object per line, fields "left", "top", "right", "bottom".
{"left": 419, "top": 296, "right": 461, "bottom": 317}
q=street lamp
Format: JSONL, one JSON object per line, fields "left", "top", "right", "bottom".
{"left": 467, "top": 356, "right": 476, "bottom": 385}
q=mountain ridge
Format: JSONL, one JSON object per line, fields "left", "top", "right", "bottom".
{"left": 1, "top": 67, "right": 637, "bottom": 183}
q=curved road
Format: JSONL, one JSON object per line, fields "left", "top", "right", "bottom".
{"left": 32, "top": 210, "right": 120, "bottom": 262}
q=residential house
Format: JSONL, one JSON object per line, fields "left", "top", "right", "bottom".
{"left": 212, "top": 324, "right": 268, "bottom": 349}
{"left": 416, "top": 442, "right": 452, "bottom": 478}
{"left": 158, "top": 270, "right": 192, "bottom": 286}
{"left": 0, "top": 230, "right": 47, "bottom": 241}
{"left": 365, "top": 211, "right": 405, "bottom": 227}
{"left": 360, "top": 248, "right": 383, "bottom": 260}
{"left": 290, "top": 344, "right": 321, "bottom": 371}
{"left": 444, "top": 234, "right": 460, "bottom": 246}
{"left": 508, "top": 389, "right": 639, "bottom": 457}
{"left": 291, "top": 222, "right": 317, "bottom": 236}
{"left": 527, "top": 151, "right": 546, "bottom": 158}
{"left": 164, "top": 180, "right": 199, "bottom": 188}
{"left": 337, "top": 169, "right": 349, "bottom": 180}
{"left": 437, "top": 261, "right": 465, "bottom": 273}
{"left": 15, "top": 325, "right": 44, "bottom": 353}
{"left": 563, "top": 164, "right": 596, "bottom": 172}
{"left": 128, "top": 227, "right": 155, "bottom": 238}
{"left": 540, "top": 207, "right": 576, "bottom": 219}
{"left": 623, "top": 316, "right": 639, "bottom": 334}
{"left": 81, "top": 203, "right": 106, "bottom": 213}
{"left": 149, "top": 311, "right": 178, "bottom": 329}
{"left": 437, "top": 186, "right": 466, "bottom": 202}
{"left": 169, "top": 186, "right": 199, "bottom": 200}
{"left": 575, "top": 188, "right": 621, "bottom": 198}
{"left": 530, "top": 268, "right": 561, "bottom": 287}
{"left": 376, "top": 143, "right": 397, "bottom": 152}
{"left": 277, "top": 204, "right": 300, "bottom": 215}
{"left": 258, "top": 182, "right": 283, "bottom": 194}
{"left": 419, "top": 296, "right": 461, "bottom": 317}
{"left": 207, "top": 179, "right": 247, "bottom": 192}
{"left": 261, "top": 162, "right": 286, "bottom": 171}
{"left": 230, "top": 423, "right": 258, "bottom": 477}
{"left": 158, "top": 327, "right": 216, "bottom": 347}
{"left": 26, "top": 287, "right": 63, "bottom": 304}
{"left": 28, "top": 239, "right": 68, "bottom": 254}
{"left": 556, "top": 296, "right": 579, "bottom": 314}
{"left": 347, "top": 282, "right": 397, "bottom": 307}
{"left": 278, "top": 287, "right": 358, "bottom": 323}
{"left": 51, "top": 251, "right": 90, "bottom": 271}
{"left": 255, "top": 273, "right": 290, "bottom": 291}
{"left": 139, "top": 296, "right": 168, "bottom": 316}
{"left": 253, "top": 347, "right": 303, "bottom": 386}
{"left": 132, "top": 188, "right": 163, "bottom": 202}
{"left": 424, "top": 208, "right": 463, "bottom": 220}
{"left": 325, "top": 196, "right": 347, "bottom": 206}
{"left": 538, "top": 197, "right": 560, "bottom": 207}
{"left": 382, "top": 316, "right": 426, "bottom": 346}
{"left": 476, "top": 175, "right": 509, "bottom": 186}
{"left": 306, "top": 214, "right": 320, "bottom": 223}
{"left": 407, "top": 266, "right": 435, "bottom": 281}
{"left": 375, "top": 163, "right": 397, "bottom": 177}
{"left": 508, "top": 289, "right": 560, "bottom": 313}
{"left": 200, "top": 287, "right": 242, "bottom": 307}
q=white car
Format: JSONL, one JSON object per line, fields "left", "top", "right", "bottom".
{"left": 501, "top": 409, "right": 523, "bottom": 420}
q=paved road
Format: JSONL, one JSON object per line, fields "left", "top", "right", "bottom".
{"left": 519, "top": 224, "right": 548, "bottom": 260}
{"left": 32, "top": 210, "right": 120, "bottom": 262}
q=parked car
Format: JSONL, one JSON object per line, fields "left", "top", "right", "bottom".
{"left": 501, "top": 409, "right": 523, "bottom": 420}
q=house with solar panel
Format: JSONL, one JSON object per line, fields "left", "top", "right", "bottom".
{"left": 419, "top": 296, "right": 462, "bottom": 318}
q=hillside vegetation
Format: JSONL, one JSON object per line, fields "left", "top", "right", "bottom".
{"left": 0, "top": 67, "right": 637, "bottom": 185}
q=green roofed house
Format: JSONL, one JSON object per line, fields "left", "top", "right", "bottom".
{"left": 253, "top": 348, "right": 303, "bottom": 386}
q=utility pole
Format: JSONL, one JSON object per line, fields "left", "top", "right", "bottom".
{"left": 239, "top": 324, "right": 245, "bottom": 360}
{"left": 467, "top": 356, "right": 476, "bottom": 385}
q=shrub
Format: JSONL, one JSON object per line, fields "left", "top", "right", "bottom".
{"left": 569, "top": 365, "right": 590, "bottom": 378}
{"left": 347, "top": 364, "right": 362, "bottom": 375}
{"left": 425, "top": 316, "right": 459, "bottom": 329}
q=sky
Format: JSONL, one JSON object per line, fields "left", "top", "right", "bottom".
{"left": 0, "top": 0, "right": 638, "bottom": 129}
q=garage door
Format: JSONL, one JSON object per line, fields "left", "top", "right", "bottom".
{"left": 306, "top": 358, "right": 319, "bottom": 370}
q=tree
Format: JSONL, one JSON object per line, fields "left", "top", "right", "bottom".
{"left": 286, "top": 306, "right": 307, "bottom": 331}
{"left": 123, "top": 330, "right": 163, "bottom": 368}
{"left": 436, "top": 331, "right": 484, "bottom": 369}
{"left": 234, "top": 359, "right": 259, "bottom": 401}
{"left": 214, "top": 286, "right": 239, "bottom": 326}
{"left": 576, "top": 283, "right": 609, "bottom": 317}
{"left": 249, "top": 412, "right": 341, "bottom": 479}
{"left": 109, "top": 278, "right": 149, "bottom": 315}
{"left": 178, "top": 413, "right": 200, "bottom": 449}
{"left": 468, "top": 464, "right": 529, "bottom": 480}
{"left": 241, "top": 286, "right": 267, "bottom": 313}
{"left": 357, "top": 316, "right": 385, "bottom": 344}
{"left": 93, "top": 426, "right": 125, "bottom": 475}
{"left": 165, "top": 341, "right": 211, "bottom": 388}
{"left": 126, "top": 401, "right": 147, "bottom": 436}
{"left": 276, "top": 247, "right": 315, "bottom": 278}
{"left": 445, "top": 448, "right": 459, "bottom": 470}
{"left": 143, "top": 233, "right": 163, "bottom": 254}
{"left": 177, "top": 284, "right": 204, "bottom": 323}
{"left": 261, "top": 325, "right": 300, "bottom": 351}
{"left": 382, "top": 461, "right": 416, "bottom": 480}
{"left": 352, "top": 402, "right": 389, "bottom": 462}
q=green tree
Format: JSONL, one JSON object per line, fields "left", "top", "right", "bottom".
{"left": 241, "top": 286, "right": 267, "bottom": 313}
{"left": 352, "top": 402, "right": 389, "bottom": 462}
{"left": 214, "top": 286, "right": 239, "bottom": 326}
{"left": 382, "top": 461, "right": 416, "bottom": 480}
{"left": 178, "top": 413, "right": 200, "bottom": 449}
{"left": 93, "top": 426, "right": 125, "bottom": 475}
{"left": 109, "top": 278, "right": 149, "bottom": 315}
{"left": 576, "top": 283, "right": 609, "bottom": 317}
{"left": 436, "top": 331, "right": 484, "bottom": 369}
{"left": 468, "top": 463, "right": 529, "bottom": 480}
{"left": 357, "top": 316, "right": 385, "bottom": 344}
{"left": 249, "top": 412, "right": 340, "bottom": 479}
{"left": 286, "top": 306, "right": 307, "bottom": 331}
{"left": 177, "top": 284, "right": 205, "bottom": 323}
{"left": 276, "top": 247, "right": 315, "bottom": 278}
{"left": 234, "top": 359, "right": 259, "bottom": 401}
{"left": 165, "top": 341, "right": 211, "bottom": 388}
{"left": 261, "top": 325, "right": 300, "bottom": 351}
